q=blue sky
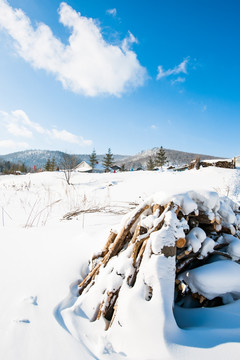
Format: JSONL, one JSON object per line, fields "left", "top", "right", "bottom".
{"left": 0, "top": 0, "right": 239, "bottom": 157}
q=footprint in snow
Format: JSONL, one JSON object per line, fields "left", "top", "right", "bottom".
{"left": 14, "top": 319, "right": 31, "bottom": 324}
{"left": 23, "top": 295, "right": 38, "bottom": 306}
{"left": 12, "top": 296, "right": 38, "bottom": 325}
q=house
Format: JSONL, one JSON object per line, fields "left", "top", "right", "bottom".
{"left": 94, "top": 163, "right": 105, "bottom": 173}
{"left": 74, "top": 161, "right": 92, "bottom": 173}
{"left": 111, "top": 165, "right": 121, "bottom": 172}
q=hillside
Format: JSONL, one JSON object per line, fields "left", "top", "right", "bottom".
{"left": 115, "top": 147, "right": 220, "bottom": 169}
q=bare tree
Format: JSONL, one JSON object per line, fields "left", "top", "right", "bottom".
{"left": 60, "top": 153, "right": 78, "bottom": 185}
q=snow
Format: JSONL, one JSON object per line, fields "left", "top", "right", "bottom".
{"left": 178, "top": 260, "right": 240, "bottom": 301}
{"left": 186, "top": 227, "right": 206, "bottom": 253}
{"left": 1, "top": 167, "right": 240, "bottom": 359}
{"left": 151, "top": 210, "right": 187, "bottom": 254}
{"left": 199, "top": 237, "right": 215, "bottom": 258}
{"left": 219, "top": 234, "right": 240, "bottom": 261}
{"left": 74, "top": 161, "right": 92, "bottom": 172}
{"left": 201, "top": 158, "right": 233, "bottom": 163}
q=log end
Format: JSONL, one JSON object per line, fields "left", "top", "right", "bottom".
{"left": 176, "top": 237, "right": 186, "bottom": 248}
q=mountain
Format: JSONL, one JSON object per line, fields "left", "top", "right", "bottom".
{"left": 0, "top": 149, "right": 127, "bottom": 169}
{"left": 115, "top": 147, "right": 221, "bottom": 169}
{"left": 0, "top": 148, "right": 221, "bottom": 170}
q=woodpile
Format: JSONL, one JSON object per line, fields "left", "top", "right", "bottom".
{"left": 77, "top": 191, "right": 240, "bottom": 329}
{"left": 189, "top": 158, "right": 235, "bottom": 170}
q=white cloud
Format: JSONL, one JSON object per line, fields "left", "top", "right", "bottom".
{"left": 151, "top": 125, "right": 157, "bottom": 130}
{"left": 12, "top": 110, "right": 45, "bottom": 133}
{"left": 0, "top": 1, "right": 146, "bottom": 96}
{"left": 0, "top": 139, "right": 30, "bottom": 150}
{"left": 202, "top": 105, "right": 207, "bottom": 112}
{"left": 0, "top": 109, "right": 92, "bottom": 146}
{"left": 50, "top": 129, "right": 92, "bottom": 146}
{"left": 1, "top": 110, "right": 44, "bottom": 138}
{"left": 106, "top": 8, "right": 117, "bottom": 17}
{"left": 122, "top": 31, "right": 138, "bottom": 52}
{"left": 157, "top": 58, "right": 189, "bottom": 80}
{"left": 171, "top": 77, "right": 186, "bottom": 85}
{"left": 6, "top": 121, "right": 32, "bottom": 137}
{"left": 51, "top": 129, "right": 79, "bottom": 143}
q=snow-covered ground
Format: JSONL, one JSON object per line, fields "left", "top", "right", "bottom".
{"left": 1, "top": 167, "right": 240, "bottom": 360}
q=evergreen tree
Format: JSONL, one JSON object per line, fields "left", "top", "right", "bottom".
{"left": 50, "top": 157, "right": 56, "bottom": 171}
{"left": 120, "top": 163, "right": 126, "bottom": 172}
{"left": 103, "top": 148, "right": 114, "bottom": 171}
{"left": 19, "top": 162, "right": 27, "bottom": 173}
{"left": 89, "top": 149, "right": 97, "bottom": 170}
{"left": 45, "top": 158, "right": 51, "bottom": 171}
{"left": 147, "top": 157, "right": 155, "bottom": 170}
{"left": 155, "top": 146, "right": 167, "bottom": 168}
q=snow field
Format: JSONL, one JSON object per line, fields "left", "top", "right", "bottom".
{"left": 0, "top": 167, "right": 240, "bottom": 359}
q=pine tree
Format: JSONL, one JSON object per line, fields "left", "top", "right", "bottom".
{"left": 103, "top": 148, "right": 114, "bottom": 171}
{"left": 45, "top": 158, "right": 51, "bottom": 171}
{"left": 19, "top": 162, "right": 27, "bottom": 173}
{"left": 50, "top": 157, "right": 56, "bottom": 171}
{"left": 155, "top": 146, "right": 167, "bottom": 168}
{"left": 120, "top": 163, "right": 126, "bottom": 172}
{"left": 147, "top": 157, "right": 155, "bottom": 170}
{"left": 89, "top": 149, "right": 97, "bottom": 171}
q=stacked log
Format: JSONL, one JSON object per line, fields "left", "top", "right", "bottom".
{"left": 77, "top": 191, "right": 240, "bottom": 329}
{"left": 189, "top": 158, "right": 235, "bottom": 170}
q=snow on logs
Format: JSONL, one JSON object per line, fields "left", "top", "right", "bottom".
{"left": 77, "top": 190, "right": 240, "bottom": 329}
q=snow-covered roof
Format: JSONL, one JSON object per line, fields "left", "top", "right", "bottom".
{"left": 94, "top": 163, "right": 105, "bottom": 172}
{"left": 74, "top": 161, "right": 92, "bottom": 172}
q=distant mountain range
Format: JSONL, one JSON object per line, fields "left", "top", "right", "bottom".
{"left": 0, "top": 148, "right": 221, "bottom": 170}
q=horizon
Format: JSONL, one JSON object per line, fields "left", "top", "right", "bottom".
{"left": 0, "top": 1, "right": 240, "bottom": 157}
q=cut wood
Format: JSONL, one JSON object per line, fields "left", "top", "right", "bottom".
{"left": 176, "top": 237, "right": 186, "bottom": 248}
{"left": 189, "top": 211, "right": 217, "bottom": 225}
{"left": 104, "top": 204, "right": 150, "bottom": 262}
{"left": 152, "top": 204, "right": 164, "bottom": 215}
{"left": 92, "top": 230, "right": 117, "bottom": 263}
{"left": 77, "top": 191, "right": 240, "bottom": 329}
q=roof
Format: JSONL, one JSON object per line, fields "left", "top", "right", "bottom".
{"left": 74, "top": 161, "right": 92, "bottom": 172}
{"left": 94, "top": 163, "right": 105, "bottom": 172}
{"left": 111, "top": 165, "right": 121, "bottom": 171}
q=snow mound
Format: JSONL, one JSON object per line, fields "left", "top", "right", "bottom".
{"left": 178, "top": 260, "right": 240, "bottom": 301}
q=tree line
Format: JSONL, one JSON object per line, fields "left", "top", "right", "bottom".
{"left": 0, "top": 160, "right": 29, "bottom": 174}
